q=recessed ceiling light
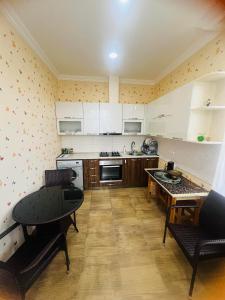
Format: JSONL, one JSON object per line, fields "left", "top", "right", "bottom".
{"left": 109, "top": 52, "right": 118, "bottom": 59}
{"left": 120, "top": 0, "right": 129, "bottom": 3}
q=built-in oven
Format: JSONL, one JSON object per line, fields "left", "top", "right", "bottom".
{"left": 99, "top": 160, "right": 123, "bottom": 182}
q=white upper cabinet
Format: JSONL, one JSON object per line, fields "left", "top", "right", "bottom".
{"left": 147, "top": 95, "right": 169, "bottom": 137}
{"left": 147, "top": 83, "right": 193, "bottom": 139}
{"left": 123, "top": 104, "right": 145, "bottom": 120}
{"left": 166, "top": 84, "right": 193, "bottom": 139}
{"left": 55, "top": 102, "right": 83, "bottom": 119}
{"left": 83, "top": 103, "right": 100, "bottom": 135}
{"left": 99, "top": 103, "right": 122, "bottom": 134}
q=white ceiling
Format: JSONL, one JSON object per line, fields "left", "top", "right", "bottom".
{"left": 1, "top": 0, "right": 224, "bottom": 81}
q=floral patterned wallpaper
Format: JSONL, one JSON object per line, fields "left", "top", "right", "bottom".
{"left": 0, "top": 13, "right": 60, "bottom": 260}
{"left": 57, "top": 80, "right": 108, "bottom": 102}
{"left": 119, "top": 83, "right": 155, "bottom": 104}
{"left": 154, "top": 31, "right": 225, "bottom": 99}
{"left": 57, "top": 32, "right": 225, "bottom": 104}
{"left": 57, "top": 80, "right": 155, "bottom": 104}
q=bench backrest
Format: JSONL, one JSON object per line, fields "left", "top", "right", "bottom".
{"left": 199, "top": 190, "right": 225, "bottom": 238}
{"left": 45, "top": 169, "right": 74, "bottom": 187}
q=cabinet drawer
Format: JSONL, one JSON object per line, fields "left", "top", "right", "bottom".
{"left": 89, "top": 181, "right": 99, "bottom": 188}
{"left": 100, "top": 181, "right": 123, "bottom": 188}
{"left": 88, "top": 168, "right": 98, "bottom": 176}
{"left": 89, "top": 160, "right": 98, "bottom": 167}
{"left": 83, "top": 159, "right": 100, "bottom": 189}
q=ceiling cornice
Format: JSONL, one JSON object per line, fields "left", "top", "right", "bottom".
{"left": 120, "top": 78, "right": 155, "bottom": 85}
{"left": 154, "top": 31, "right": 219, "bottom": 83}
{"left": 58, "top": 74, "right": 155, "bottom": 85}
{"left": 0, "top": 0, "right": 59, "bottom": 77}
{"left": 58, "top": 74, "right": 108, "bottom": 83}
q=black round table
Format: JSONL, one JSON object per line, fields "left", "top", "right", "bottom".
{"left": 9, "top": 186, "right": 83, "bottom": 294}
{"left": 13, "top": 186, "right": 83, "bottom": 226}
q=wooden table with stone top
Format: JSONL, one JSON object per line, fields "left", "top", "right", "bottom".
{"left": 145, "top": 168, "right": 208, "bottom": 224}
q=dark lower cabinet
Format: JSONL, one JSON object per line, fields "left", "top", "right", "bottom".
{"left": 83, "top": 157, "right": 159, "bottom": 189}
{"left": 141, "top": 158, "right": 159, "bottom": 186}
{"left": 127, "top": 158, "right": 143, "bottom": 187}
{"left": 83, "top": 159, "right": 100, "bottom": 189}
{"left": 123, "top": 157, "right": 159, "bottom": 188}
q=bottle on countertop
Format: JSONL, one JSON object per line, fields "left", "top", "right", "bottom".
{"left": 167, "top": 161, "right": 175, "bottom": 171}
{"left": 123, "top": 145, "right": 127, "bottom": 154}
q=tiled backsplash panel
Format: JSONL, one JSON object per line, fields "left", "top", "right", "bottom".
{"left": 61, "top": 135, "right": 147, "bottom": 153}
{"left": 157, "top": 138, "right": 221, "bottom": 185}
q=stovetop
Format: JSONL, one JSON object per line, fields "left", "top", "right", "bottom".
{"left": 99, "top": 152, "right": 121, "bottom": 157}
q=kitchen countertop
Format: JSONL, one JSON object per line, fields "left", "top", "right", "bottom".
{"left": 145, "top": 168, "right": 208, "bottom": 198}
{"left": 56, "top": 152, "right": 159, "bottom": 160}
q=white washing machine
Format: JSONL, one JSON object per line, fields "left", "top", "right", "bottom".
{"left": 56, "top": 159, "right": 83, "bottom": 190}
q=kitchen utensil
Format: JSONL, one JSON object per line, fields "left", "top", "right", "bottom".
{"left": 154, "top": 171, "right": 181, "bottom": 184}
{"left": 167, "top": 170, "right": 182, "bottom": 180}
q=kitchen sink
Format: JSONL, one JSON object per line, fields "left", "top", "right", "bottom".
{"left": 128, "top": 152, "right": 144, "bottom": 156}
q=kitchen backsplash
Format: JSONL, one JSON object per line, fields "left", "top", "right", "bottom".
{"left": 157, "top": 137, "right": 221, "bottom": 186}
{"left": 60, "top": 135, "right": 147, "bottom": 153}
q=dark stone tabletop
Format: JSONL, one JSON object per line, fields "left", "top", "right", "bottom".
{"left": 146, "top": 169, "right": 208, "bottom": 196}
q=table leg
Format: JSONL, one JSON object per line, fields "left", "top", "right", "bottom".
{"left": 147, "top": 177, "right": 152, "bottom": 200}
{"left": 193, "top": 198, "right": 202, "bottom": 225}
{"left": 22, "top": 225, "right": 29, "bottom": 241}
{"left": 169, "top": 197, "right": 176, "bottom": 224}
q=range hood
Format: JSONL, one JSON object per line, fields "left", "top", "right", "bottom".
{"left": 109, "top": 75, "right": 119, "bottom": 103}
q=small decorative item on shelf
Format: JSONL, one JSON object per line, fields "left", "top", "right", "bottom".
{"left": 206, "top": 98, "right": 212, "bottom": 107}
{"left": 61, "top": 148, "right": 74, "bottom": 154}
{"left": 68, "top": 148, "right": 74, "bottom": 154}
{"left": 197, "top": 135, "right": 205, "bottom": 142}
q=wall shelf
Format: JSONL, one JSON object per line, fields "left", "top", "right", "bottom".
{"left": 187, "top": 72, "right": 225, "bottom": 143}
{"left": 183, "top": 139, "right": 223, "bottom": 145}
{"left": 191, "top": 106, "right": 225, "bottom": 111}
{"left": 152, "top": 135, "right": 223, "bottom": 145}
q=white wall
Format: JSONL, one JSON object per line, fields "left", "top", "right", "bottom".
{"left": 157, "top": 137, "right": 221, "bottom": 185}
{"left": 61, "top": 135, "right": 147, "bottom": 153}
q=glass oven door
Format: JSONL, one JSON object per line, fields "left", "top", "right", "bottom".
{"left": 99, "top": 160, "right": 123, "bottom": 182}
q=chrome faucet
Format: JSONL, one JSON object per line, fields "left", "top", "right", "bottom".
{"left": 131, "top": 141, "right": 135, "bottom": 154}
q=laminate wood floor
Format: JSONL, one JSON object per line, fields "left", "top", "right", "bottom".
{"left": 27, "top": 188, "right": 225, "bottom": 300}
